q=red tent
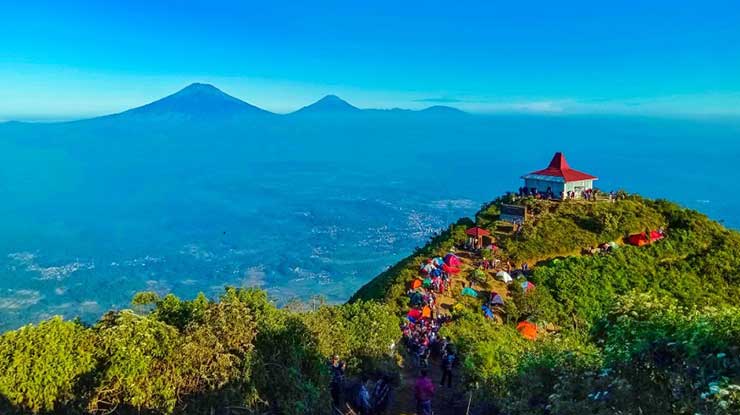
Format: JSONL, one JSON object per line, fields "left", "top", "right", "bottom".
{"left": 442, "top": 263, "right": 461, "bottom": 274}
{"left": 465, "top": 227, "right": 490, "bottom": 237}
{"left": 444, "top": 253, "right": 461, "bottom": 267}
{"left": 517, "top": 321, "right": 538, "bottom": 340}
{"left": 407, "top": 309, "right": 422, "bottom": 320}
{"left": 627, "top": 233, "right": 648, "bottom": 246}
{"left": 627, "top": 231, "right": 664, "bottom": 247}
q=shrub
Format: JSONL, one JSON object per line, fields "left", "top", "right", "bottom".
{"left": 0, "top": 317, "right": 95, "bottom": 413}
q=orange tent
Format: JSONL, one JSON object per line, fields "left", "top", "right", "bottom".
{"left": 516, "top": 321, "right": 538, "bottom": 340}
{"left": 627, "top": 230, "right": 664, "bottom": 247}
{"left": 411, "top": 279, "right": 422, "bottom": 289}
{"left": 627, "top": 233, "right": 649, "bottom": 246}
{"left": 422, "top": 306, "right": 432, "bottom": 319}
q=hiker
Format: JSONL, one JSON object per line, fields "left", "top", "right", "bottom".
{"left": 440, "top": 349, "right": 456, "bottom": 388}
{"left": 416, "top": 343, "right": 429, "bottom": 368}
{"left": 414, "top": 369, "right": 435, "bottom": 415}
{"left": 372, "top": 375, "right": 392, "bottom": 414}
{"left": 355, "top": 375, "right": 372, "bottom": 415}
{"left": 328, "top": 355, "right": 346, "bottom": 408}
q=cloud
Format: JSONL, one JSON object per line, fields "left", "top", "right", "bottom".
{"left": 0, "top": 290, "right": 43, "bottom": 310}
{"left": 413, "top": 97, "right": 465, "bottom": 103}
{"left": 509, "top": 101, "right": 566, "bottom": 113}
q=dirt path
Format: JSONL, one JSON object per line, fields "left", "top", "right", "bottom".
{"left": 389, "top": 248, "right": 507, "bottom": 415}
{"left": 388, "top": 352, "right": 467, "bottom": 415}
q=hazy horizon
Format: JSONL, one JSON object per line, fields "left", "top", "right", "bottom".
{"left": 2, "top": 1, "right": 739, "bottom": 120}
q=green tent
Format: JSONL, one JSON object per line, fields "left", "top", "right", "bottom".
{"left": 462, "top": 287, "right": 478, "bottom": 297}
{"left": 470, "top": 268, "right": 487, "bottom": 283}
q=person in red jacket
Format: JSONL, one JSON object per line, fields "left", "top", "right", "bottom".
{"left": 414, "top": 369, "right": 435, "bottom": 415}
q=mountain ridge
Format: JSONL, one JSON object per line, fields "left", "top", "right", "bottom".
{"left": 0, "top": 83, "right": 467, "bottom": 124}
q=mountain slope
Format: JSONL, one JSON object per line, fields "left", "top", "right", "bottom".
{"left": 109, "top": 83, "right": 273, "bottom": 120}
{"left": 290, "top": 95, "right": 361, "bottom": 115}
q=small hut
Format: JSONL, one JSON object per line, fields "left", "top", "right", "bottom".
{"left": 466, "top": 226, "right": 490, "bottom": 249}
{"left": 521, "top": 152, "right": 597, "bottom": 199}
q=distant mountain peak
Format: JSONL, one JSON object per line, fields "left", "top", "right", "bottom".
{"left": 115, "top": 83, "right": 272, "bottom": 119}
{"left": 292, "top": 95, "right": 360, "bottom": 114}
{"left": 175, "top": 82, "right": 225, "bottom": 95}
{"left": 420, "top": 105, "right": 466, "bottom": 114}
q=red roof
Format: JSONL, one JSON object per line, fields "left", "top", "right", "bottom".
{"left": 527, "top": 152, "right": 597, "bottom": 182}
{"left": 466, "top": 227, "right": 490, "bottom": 237}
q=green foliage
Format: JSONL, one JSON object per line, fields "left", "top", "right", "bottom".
{"left": 440, "top": 309, "right": 532, "bottom": 389}
{"left": 150, "top": 292, "right": 209, "bottom": 330}
{"left": 483, "top": 293, "right": 740, "bottom": 414}
{"left": 484, "top": 197, "right": 666, "bottom": 262}
{"left": 0, "top": 317, "right": 95, "bottom": 413}
{"left": 530, "top": 204, "right": 740, "bottom": 329}
{"left": 89, "top": 311, "right": 182, "bottom": 413}
{"left": 226, "top": 287, "right": 327, "bottom": 415}
{"left": 302, "top": 300, "right": 399, "bottom": 373}
{"left": 177, "top": 290, "right": 258, "bottom": 408}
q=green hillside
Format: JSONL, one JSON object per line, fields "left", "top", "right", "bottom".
{"left": 1, "top": 195, "right": 739, "bottom": 414}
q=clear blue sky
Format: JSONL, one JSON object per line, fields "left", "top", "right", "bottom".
{"left": 1, "top": 0, "right": 739, "bottom": 120}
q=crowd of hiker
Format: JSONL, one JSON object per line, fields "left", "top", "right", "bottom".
{"left": 328, "top": 355, "right": 392, "bottom": 415}
{"left": 516, "top": 186, "right": 621, "bottom": 202}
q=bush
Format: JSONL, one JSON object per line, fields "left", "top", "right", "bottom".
{"left": 0, "top": 317, "right": 95, "bottom": 413}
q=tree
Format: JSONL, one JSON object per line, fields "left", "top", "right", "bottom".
{"left": 0, "top": 317, "right": 95, "bottom": 413}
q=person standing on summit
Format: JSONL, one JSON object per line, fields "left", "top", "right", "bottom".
{"left": 414, "top": 369, "right": 435, "bottom": 415}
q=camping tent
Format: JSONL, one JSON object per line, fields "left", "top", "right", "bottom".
{"left": 521, "top": 281, "right": 535, "bottom": 293}
{"left": 422, "top": 306, "right": 432, "bottom": 319}
{"left": 430, "top": 268, "right": 442, "bottom": 277}
{"left": 420, "top": 262, "right": 436, "bottom": 274}
{"left": 442, "top": 263, "right": 461, "bottom": 274}
{"left": 627, "top": 233, "right": 649, "bottom": 246}
{"left": 411, "top": 279, "right": 422, "bottom": 290}
{"left": 409, "top": 291, "right": 423, "bottom": 306}
{"left": 490, "top": 292, "right": 505, "bottom": 307}
{"left": 432, "top": 257, "right": 445, "bottom": 267}
{"left": 517, "top": 321, "right": 538, "bottom": 340}
{"left": 407, "top": 308, "right": 422, "bottom": 321}
{"left": 482, "top": 304, "right": 495, "bottom": 319}
{"left": 471, "top": 269, "right": 487, "bottom": 283}
{"left": 496, "top": 271, "right": 513, "bottom": 283}
{"left": 627, "top": 231, "right": 664, "bottom": 247}
{"left": 423, "top": 278, "right": 432, "bottom": 288}
{"left": 444, "top": 253, "right": 461, "bottom": 267}
{"left": 461, "top": 287, "right": 478, "bottom": 297}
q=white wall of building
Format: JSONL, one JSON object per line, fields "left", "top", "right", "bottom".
{"left": 524, "top": 178, "right": 595, "bottom": 198}
{"left": 564, "top": 180, "right": 594, "bottom": 193}
{"left": 524, "top": 178, "right": 564, "bottom": 195}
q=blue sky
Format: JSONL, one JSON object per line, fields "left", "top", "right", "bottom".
{"left": 1, "top": 0, "right": 739, "bottom": 120}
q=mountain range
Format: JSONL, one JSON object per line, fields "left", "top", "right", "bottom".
{"left": 8, "top": 83, "right": 465, "bottom": 124}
